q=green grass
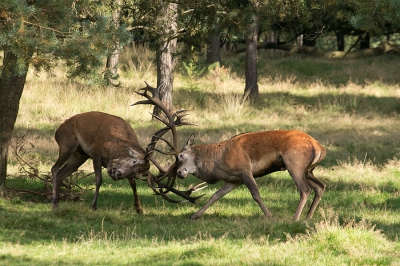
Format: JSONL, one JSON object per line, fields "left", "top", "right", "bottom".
{"left": 2, "top": 46, "right": 400, "bottom": 265}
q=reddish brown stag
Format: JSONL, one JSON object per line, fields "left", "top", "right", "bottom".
{"left": 176, "top": 130, "right": 326, "bottom": 221}
{"left": 51, "top": 111, "right": 150, "bottom": 212}
{"left": 52, "top": 82, "right": 204, "bottom": 212}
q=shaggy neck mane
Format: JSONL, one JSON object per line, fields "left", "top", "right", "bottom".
{"left": 193, "top": 142, "right": 226, "bottom": 175}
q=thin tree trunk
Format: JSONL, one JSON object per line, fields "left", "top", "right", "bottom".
{"left": 0, "top": 51, "right": 30, "bottom": 197}
{"left": 104, "top": 0, "right": 122, "bottom": 86}
{"left": 336, "top": 33, "right": 345, "bottom": 51}
{"left": 360, "top": 32, "right": 370, "bottom": 49}
{"left": 244, "top": 16, "right": 260, "bottom": 101}
{"left": 153, "top": 2, "right": 178, "bottom": 118}
{"left": 105, "top": 48, "right": 120, "bottom": 85}
{"left": 206, "top": 23, "right": 221, "bottom": 64}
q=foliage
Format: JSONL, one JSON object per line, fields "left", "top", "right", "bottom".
{"left": 337, "top": 0, "right": 400, "bottom": 34}
{"left": 0, "top": 0, "right": 131, "bottom": 79}
{"left": 182, "top": 60, "right": 206, "bottom": 91}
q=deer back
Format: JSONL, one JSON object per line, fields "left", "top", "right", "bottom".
{"left": 178, "top": 130, "right": 325, "bottom": 181}
{"left": 56, "top": 111, "right": 144, "bottom": 160}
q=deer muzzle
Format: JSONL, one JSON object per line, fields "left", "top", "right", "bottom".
{"left": 177, "top": 167, "right": 188, "bottom": 178}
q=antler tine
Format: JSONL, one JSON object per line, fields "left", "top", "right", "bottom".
{"left": 148, "top": 157, "right": 168, "bottom": 174}
{"left": 151, "top": 135, "right": 176, "bottom": 153}
{"left": 132, "top": 81, "right": 204, "bottom": 204}
{"left": 147, "top": 173, "right": 205, "bottom": 204}
{"left": 146, "top": 173, "right": 185, "bottom": 203}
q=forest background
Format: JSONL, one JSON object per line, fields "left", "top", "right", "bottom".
{"left": 1, "top": 0, "right": 400, "bottom": 265}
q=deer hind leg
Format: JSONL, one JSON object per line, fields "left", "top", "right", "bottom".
{"left": 51, "top": 152, "right": 88, "bottom": 209}
{"left": 305, "top": 170, "right": 326, "bottom": 219}
{"left": 128, "top": 177, "right": 143, "bottom": 214}
{"left": 191, "top": 182, "right": 240, "bottom": 220}
{"left": 287, "top": 167, "right": 312, "bottom": 221}
{"left": 242, "top": 173, "right": 273, "bottom": 219}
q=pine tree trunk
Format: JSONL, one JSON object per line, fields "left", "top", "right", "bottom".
{"left": 206, "top": 24, "right": 221, "bottom": 64}
{"left": 105, "top": 48, "right": 120, "bottom": 85}
{"left": 0, "top": 51, "right": 30, "bottom": 197}
{"left": 153, "top": 2, "right": 178, "bottom": 118}
{"left": 244, "top": 16, "right": 260, "bottom": 101}
{"left": 104, "top": 0, "right": 122, "bottom": 85}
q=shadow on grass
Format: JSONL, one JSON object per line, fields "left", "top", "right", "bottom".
{"left": 3, "top": 173, "right": 400, "bottom": 244}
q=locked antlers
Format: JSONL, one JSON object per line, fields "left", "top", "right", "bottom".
{"left": 132, "top": 82, "right": 206, "bottom": 203}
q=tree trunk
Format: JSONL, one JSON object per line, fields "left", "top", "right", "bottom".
{"left": 206, "top": 23, "right": 221, "bottom": 64}
{"left": 0, "top": 51, "right": 30, "bottom": 197}
{"left": 336, "top": 33, "right": 345, "bottom": 51}
{"left": 360, "top": 33, "right": 370, "bottom": 49}
{"left": 264, "top": 31, "right": 277, "bottom": 56}
{"left": 303, "top": 37, "right": 316, "bottom": 47}
{"left": 104, "top": 0, "right": 122, "bottom": 86}
{"left": 105, "top": 48, "right": 120, "bottom": 85}
{"left": 244, "top": 16, "right": 260, "bottom": 101}
{"left": 153, "top": 2, "right": 178, "bottom": 118}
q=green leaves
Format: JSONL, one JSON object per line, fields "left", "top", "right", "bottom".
{"left": 1, "top": 0, "right": 131, "bottom": 80}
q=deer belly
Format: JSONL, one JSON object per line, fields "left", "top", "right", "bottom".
{"left": 76, "top": 134, "right": 94, "bottom": 157}
{"left": 251, "top": 159, "right": 285, "bottom": 178}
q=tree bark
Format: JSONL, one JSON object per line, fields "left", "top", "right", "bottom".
{"left": 336, "top": 33, "right": 345, "bottom": 51}
{"left": 206, "top": 23, "right": 221, "bottom": 64}
{"left": 244, "top": 16, "right": 260, "bottom": 101}
{"left": 104, "top": 0, "right": 122, "bottom": 86}
{"left": 360, "top": 33, "right": 370, "bottom": 49}
{"left": 0, "top": 51, "right": 30, "bottom": 197}
{"left": 153, "top": 2, "right": 178, "bottom": 118}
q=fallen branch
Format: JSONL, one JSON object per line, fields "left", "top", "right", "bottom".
{"left": 237, "top": 40, "right": 400, "bottom": 59}
{"left": 9, "top": 130, "right": 92, "bottom": 202}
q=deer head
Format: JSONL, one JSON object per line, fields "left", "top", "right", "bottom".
{"left": 131, "top": 82, "right": 206, "bottom": 203}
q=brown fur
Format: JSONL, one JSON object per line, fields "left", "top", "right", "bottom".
{"left": 177, "top": 130, "right": 326, "bottom": 221}
{"left": 51, "top": 111, "right": 149, "bottom": 212}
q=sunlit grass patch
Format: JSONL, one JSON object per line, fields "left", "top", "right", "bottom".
{"left": 3, "top": 47, "right": 400, "bottom": 265}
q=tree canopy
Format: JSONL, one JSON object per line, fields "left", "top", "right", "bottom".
{"left": 0, "top": 0, "right": 131, "bottom": 194}
{"left": 0, "top": 0, "right": 131, "bottom": 78}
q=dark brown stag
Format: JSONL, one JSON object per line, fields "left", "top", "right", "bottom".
{"left": 51, "top": 82, "right": 204, "bottom": 212}
{"left": 51, "top": 111, "right": 150, "bottom": 212}
{"left": 176, "top": 131, "right": 326, "bottom": 221}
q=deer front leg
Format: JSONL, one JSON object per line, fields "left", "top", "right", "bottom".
{"left": 191, "top": 182, "right": 240, "bottom": 220}
{"left": 128, "top": 177, "right": 143, "bottom": 214}
{"left": 241, "top": 173, "right": 273, "bottom": 219}
{"left": 91, "top": 156, "right": 103, "bottom": 210}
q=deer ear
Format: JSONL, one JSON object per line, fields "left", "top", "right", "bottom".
{"left": 183, "top": 134, "right": 195, "bottom": 151}
{"left": 124, "top": 145, "right": 140, "bottom": 159}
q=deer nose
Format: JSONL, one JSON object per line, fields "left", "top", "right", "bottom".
{"left": 114, "top": 170, "right": 122, "bottom": 180}
{"left": 177, "top": 168, "right": 187, "bottom": 178}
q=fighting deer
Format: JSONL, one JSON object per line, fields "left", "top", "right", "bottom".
{"left": 52, "top": 82, "right": 203, "bottom": 212}
{"left": 51, "top": 111, "right": 150, "bottom": 212}
{"left": 176, "top": 131, "right": 326, "bottom": 221}
{"left": 132, "top": 83, "right": 206, "bottom": 204}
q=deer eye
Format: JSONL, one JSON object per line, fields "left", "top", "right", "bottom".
{"left": 178, "top": 154, "right": 184, "bottom": 161}
{"left": 132, "top": 159, "right": 138, "bottom": 164}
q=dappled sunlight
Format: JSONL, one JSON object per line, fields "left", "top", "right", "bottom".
{"left": 5, "top": 49, "right": 400, "bottom": 265}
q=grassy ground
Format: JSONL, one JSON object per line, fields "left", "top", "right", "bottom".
{"left": 1, "top": 46, "right": 400, "bottom": 265}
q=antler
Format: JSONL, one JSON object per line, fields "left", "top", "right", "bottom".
{"left": 132, "top": 82, "right": 205, "bottom": 203}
